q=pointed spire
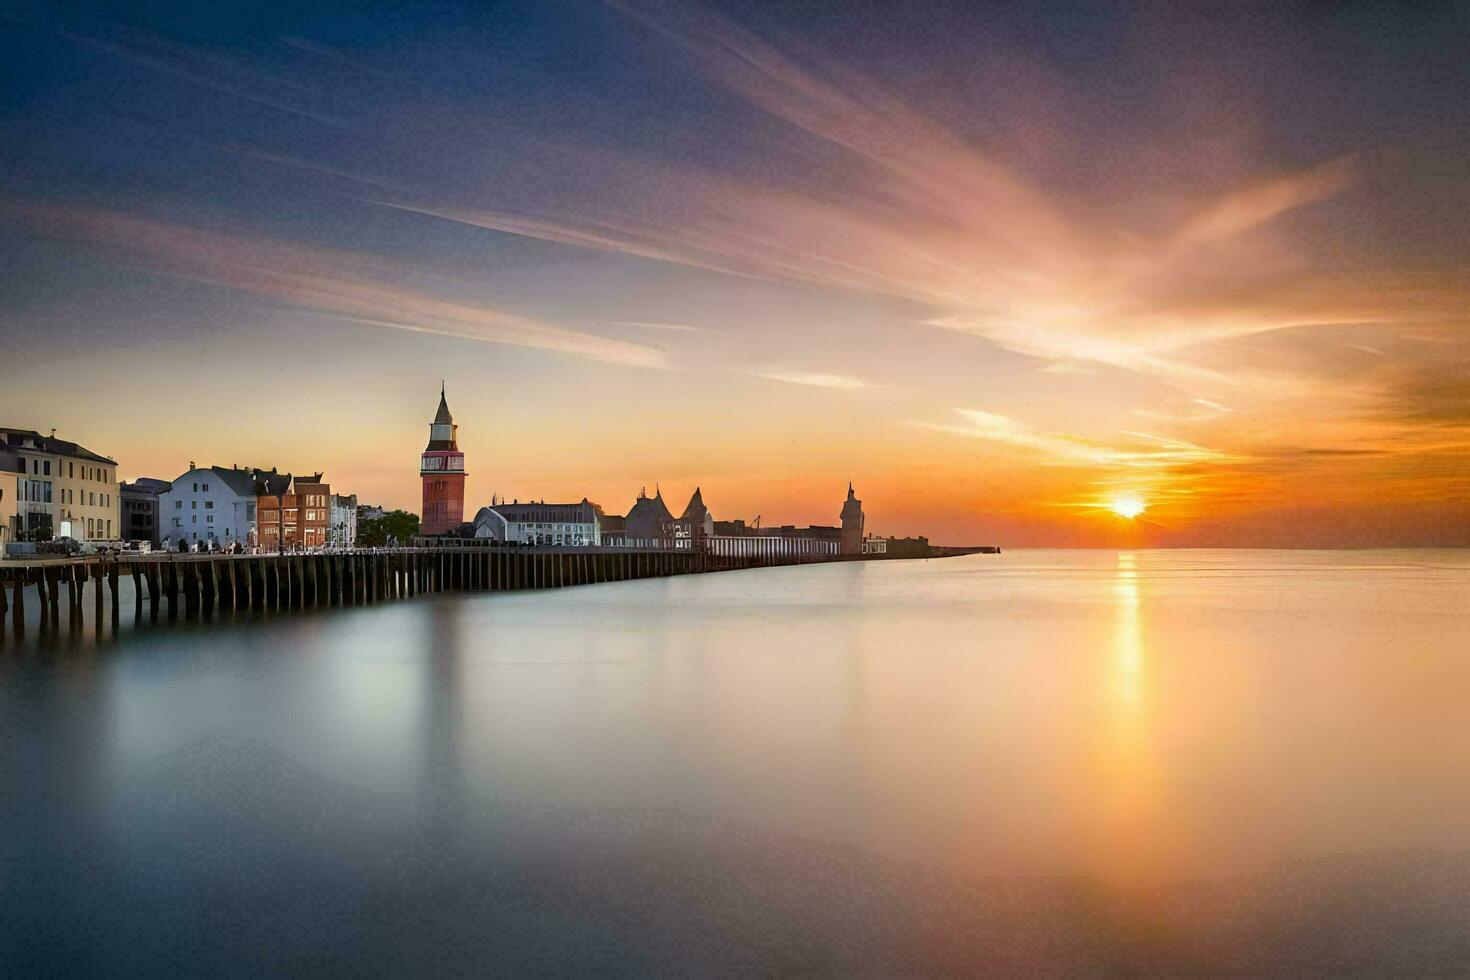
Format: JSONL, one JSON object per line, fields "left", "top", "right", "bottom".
{"left": 433, "top": 383, "right": 453, "bottom": 425}
{"left": 680, "top": 486, "right": 708, "bottom": 522}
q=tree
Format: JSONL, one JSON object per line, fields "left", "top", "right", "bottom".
{"left": 357, "top": 510, "right": 420, "bottom": 547}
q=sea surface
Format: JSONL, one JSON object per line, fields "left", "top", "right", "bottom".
{"left": 3, "top": 549, "right": 1469, "bottom": 974}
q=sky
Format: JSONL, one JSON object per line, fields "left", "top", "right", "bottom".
{"left": 2, "top": 0, "right": 1468, "bottom": 546}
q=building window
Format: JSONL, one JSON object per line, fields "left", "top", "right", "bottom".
{"left": 192, "top": 500, "right": 197, "bottom": 509}
{"left": 205, "top": 500, "right": 213, "bottom": 509}
{"left": 202, "top": 483, "right": 209, "bottom": 491}
{"left": 175, "top": 500, "right": 182, "bottom": 509}
{"left": 207, "top": 515, "right": 214, "bottom": 523}
{"left": 43, "top": 460, "right": 50, "bottom": 476}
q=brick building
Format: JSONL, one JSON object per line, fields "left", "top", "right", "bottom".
{"left": 256, "top": 472, "right": 331, "bottom": 551}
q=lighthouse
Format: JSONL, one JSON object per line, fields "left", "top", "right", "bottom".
{"left": 420, "top": 383, "right": 466, "bottom": 535}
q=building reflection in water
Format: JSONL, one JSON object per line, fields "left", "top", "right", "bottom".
{"left": 418, "top": 598, "right": 468, "bottom": 839}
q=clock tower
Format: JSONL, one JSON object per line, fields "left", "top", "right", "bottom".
{"left": 420, "top": 382, "right": 466, "bottom": 535}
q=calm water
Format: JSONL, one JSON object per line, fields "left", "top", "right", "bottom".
{"left": 3, "top": 550, "right": 1469, "bottom": 974}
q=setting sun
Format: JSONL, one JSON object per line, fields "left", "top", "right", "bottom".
{"left": 1109, "top": 497, "right": 1147, "bottom": 520}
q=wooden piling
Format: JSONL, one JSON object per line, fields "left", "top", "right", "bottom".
{"left": 48, "top": 566, "right": 62, "bottom": 624}
{"left": 13, "top": 570, "right": 26, "bottom": 632}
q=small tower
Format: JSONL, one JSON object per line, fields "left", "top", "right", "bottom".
{"left": 840, "top": 482, "right": 865, "bottom": 555}
{"left": 680, "top": 486, "right": 714, "bottom": 543}
{"left": 420, "top": 382, "right": 467, "bottom": 535}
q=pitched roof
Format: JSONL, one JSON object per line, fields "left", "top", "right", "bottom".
{"left": 679, "top": 486, "right": 708, "bottom": 521}
{"left": 0, "top": 427, "right": 117, "bottom": 465}
{"left": 434, "top": 383, "right": 453, "bottom": 425}
{"left": 208, "top": 466, "right": 261, "bottom": 497}
{"left": 123, "top": 477, "right": 174, "bottom": 493}
{"left": 255, "top": 470, "right": 294, "bottom": 496}
{"left": 488, "top": 500, "right": 599, "bottom": 522}
{"left": 626, "top": 487, "right": 674, "bottom": 523}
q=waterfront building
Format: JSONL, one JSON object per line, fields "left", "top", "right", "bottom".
{"left": 614, "top": 484, "right": 863, "bottom": 553}
{"left": 420, "top": 384, "right": 467, "bottom": 536}
{"left": 863, "top": 534, "right": 889, "bottom": 555}
{"left": 357, "top": 503, "right": 386, "bottom": 522}
{"left": 885, "top": 536, "right": 931, "bottom": 559}
{"left": 158, "top": 465, "right": 265, "bottom": 548}
{"left": 0, "top": 427, "right": 120, "bottom": 542}
{"left": 329, "top": 493, "right": 358, "bottom": 548}
{"left": 599, "top": 513, "right": 626, "bottom": 539}
{"left": 840, "top": 483, "right": 865, "bottom": 555}
{"left": 472, "top": 498, "right": 603, "bottom": 546}
{"left": 677, "top": 487, "right": 714, "bottom": 543}
{"left": 623, "top": 486, "right": 676, "bottom": 543}
{"left": 257, "top": 473, "right": 331, "bottom": 551}
{"left": 120, "top": 477, "right": 172, "bottom": 547}
{"left": 0, "top": 445, "right": 17, "bottom": 551}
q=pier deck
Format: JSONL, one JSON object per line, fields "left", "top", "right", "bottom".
{"left": 0, "top": 542, "right": 861, "bottom": 635}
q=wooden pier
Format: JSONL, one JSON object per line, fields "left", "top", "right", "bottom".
{"left": 0, "top": 541, "right": 856, "bottom": 635}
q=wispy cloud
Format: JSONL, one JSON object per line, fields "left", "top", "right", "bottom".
{"left": 921, "top": 409, "right": 1235, "bottom": 469}
{"left": 1170, "top": 155, "right": 1361, "bottom": 249}
{"left": 753, "top": 369, "right": 867, "bottom": 390}
{"left": 57, "top": 26, "right": 347, "bottom": 126}
{"left": 606, "top": 320, "right": 714, "bottom": 334}
{"left": 12, "top": 204, "right": 671, "bottom": 370}
{"left": 323, "top": 1, "right": 1465, "bottom": 400}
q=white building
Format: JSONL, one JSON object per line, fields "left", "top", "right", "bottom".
{"left": 473, "top": 499, "right": 602, "bottom": 546}
{"left": 1, "top": 427, "right": 121, "bottom": 543}
{"left": 157, "top": 464, "right": 264, "bottom": 548}
{"left": 863, "top": 534, "right": 889, "bottom": 555}
{"left": 329, "top": 493, "right": 358, "bottom": 548}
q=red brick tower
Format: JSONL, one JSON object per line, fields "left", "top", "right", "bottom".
{"left": 420, "top": 382, "right": 466, "bottom": 535}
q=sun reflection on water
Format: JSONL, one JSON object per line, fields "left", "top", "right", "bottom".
{"left": 1093, "top": 551, "right": 1169, "bottom": 884}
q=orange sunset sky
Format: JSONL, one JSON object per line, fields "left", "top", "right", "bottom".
{"left": 3, "top": 1, "right": 1468, "bottom": 546}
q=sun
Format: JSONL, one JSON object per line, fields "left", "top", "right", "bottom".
{"left": 1108, "top": 496, "right": 1146, "bottom": 520}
